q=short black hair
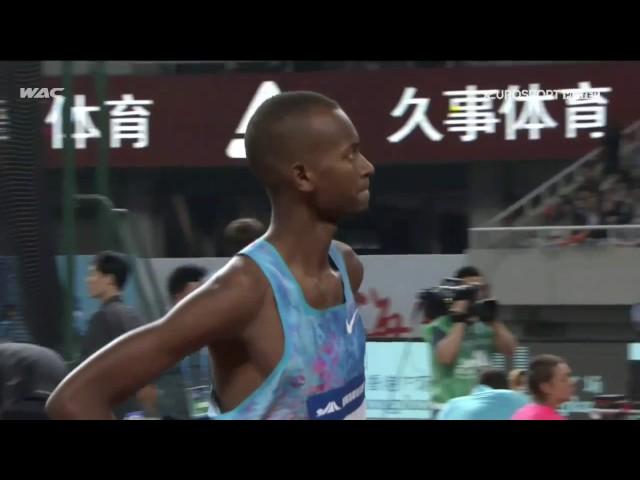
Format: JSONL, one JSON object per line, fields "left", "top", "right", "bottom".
{"left": 479, "top": 369, "right": 508, "bottom": 390}
{"left": 93, "top": 251, "right": 129, "bottom": 290}
{"left": 167, "top": 265, "right": 207, "bottom": 299}
{"left": 455, "top": 266, "right": 481, "bottom": 279}
{"left": 528, "top": 354, "right": 565, "bottom": 401}
{"left": 244, "top": 91, "right": 339, "bottom": 185}
{"left": 221, "top": 218, "right": 266, "bottom": 256}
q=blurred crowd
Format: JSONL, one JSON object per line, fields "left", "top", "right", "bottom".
{"left": 540, "top": 127, "right": 640, "bottom": 246}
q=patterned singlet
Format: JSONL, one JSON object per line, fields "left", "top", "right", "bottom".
{"left": 208, "top": 239, "right": 366, "bottom": 420}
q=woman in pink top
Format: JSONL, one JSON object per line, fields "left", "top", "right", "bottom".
{"left": 512, "top": 354, "right": 575, "bottom": 420}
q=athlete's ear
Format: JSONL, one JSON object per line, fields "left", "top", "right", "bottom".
{"left": 291, "top": 162, "right": 315, "bottom": 193}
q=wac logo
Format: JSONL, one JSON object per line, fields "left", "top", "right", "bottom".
{"left": 20, "top": 88, "right": 64, "bottom": 99}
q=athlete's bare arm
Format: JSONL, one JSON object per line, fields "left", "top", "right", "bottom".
{"left": 46, "top": 257, "right": 268, "bottom": 420}
{"left": 334, "top": 241, "right": 364, "bottom": 294}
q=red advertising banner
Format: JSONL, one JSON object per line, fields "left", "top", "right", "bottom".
{"left": 40, "top": 62, "right": 640, "bottom": 168}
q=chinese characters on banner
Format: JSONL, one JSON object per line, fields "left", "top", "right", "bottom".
{"left": 387, "top": 82, "right": 613, "bottom": 144}
{"left": 44, "top": 94, "right": 154, "bottom": 149}
{"left": 38, "top": 62, "right": 640, "bottom": 167}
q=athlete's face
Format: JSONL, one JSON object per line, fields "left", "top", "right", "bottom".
{"left": 292, "top": 108, "right": 375, "bottom": 221}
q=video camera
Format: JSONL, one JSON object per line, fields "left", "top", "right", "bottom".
{"left": 416, "top": 277, "right": 499, "bottom": 323}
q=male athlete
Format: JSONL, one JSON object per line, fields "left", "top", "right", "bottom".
{"left": 46, "top": 91, "right": 375, "bottom": 420}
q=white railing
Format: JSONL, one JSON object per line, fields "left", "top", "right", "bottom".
{"left": 487, "top": 119, "right": 640, "bottom": 226}
{"left": 470, "top": 224, "right": 640, "bottom": 249}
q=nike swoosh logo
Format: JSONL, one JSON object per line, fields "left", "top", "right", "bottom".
{"left": 346, "top": 310, "right": 358, "bottom": 334}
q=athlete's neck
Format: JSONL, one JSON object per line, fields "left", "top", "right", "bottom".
{"left": 267, "top": 197, "right": 337, "bottom": 276}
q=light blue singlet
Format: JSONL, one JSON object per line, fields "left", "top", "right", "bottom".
{"left": 208, "top": 239, "right": 366, "bottom": 420}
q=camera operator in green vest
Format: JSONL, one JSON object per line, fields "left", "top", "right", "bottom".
{"left": 419, "top": 266, "right": 518, "bottom": 414}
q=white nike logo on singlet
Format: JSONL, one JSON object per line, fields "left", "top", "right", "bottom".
{"left": 346, "top": 310, "right": 358, "bottom": 334}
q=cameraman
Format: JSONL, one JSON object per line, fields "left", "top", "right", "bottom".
{"left": 421, "top": 266, "right": 518, "bottom": 411}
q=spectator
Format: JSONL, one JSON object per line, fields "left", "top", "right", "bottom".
{"left": 169, "top": 216, "right": 265, "bottom": 417}
{"left": 82, "top": 251, "right": 157, "bottom": 419}
{"left": 556, "top": 197, "right": 576, "bottom": 225}
{"left": 168, "top": 264, "right": 208, "bottom": 304}
{"left": 598, "top": 182, "right": 634, "bottom": 243}
{"left": 578, "top": 162, "right": 601, "bottom": 191}
{"left": 512, "top": 354, "right": 575, "bottom": 420}
{"left": 509, "top": 369, "right": 528, "bottom": 393}
{"left": 167, "top": 264, "right": 211, "bottom": 418}
{"left": 82, "top": 252, "right": 144, "bottom": 358}
{"left": 436, "top": 369, "right": 529, "bottom": 420}
{"left": 573, "top": 188, "right": 599, "bottom": 224}
{"left": 612, "top": 177, "right": 631, "bottom": 201}
{"left": 573, "top": 189, "right": 605, "bottom": 239}
{"left": 572, "top": 187, "right": 589, "bottom": 216}
{"left": 615, "top": 180, "right": 635, "bottom": 222}
{"left": 544, "top": 196, "right": 576, "bottom": 227}
{"left": 601, "top": 188, "right": 629, "bottom": 226}
{"left": 542, "top": 196, "right": 578, "bottom": 246}
{"left": 220, "top": 218, "right": 266, "bottom": 257}
{"left": 0, "top": 342, "right": 67, "bottom": 419}
{"left": 421, "top": 266, "right": 517, "bottom": 411}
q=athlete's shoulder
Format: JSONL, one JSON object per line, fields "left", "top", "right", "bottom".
{"left": 200, "top": 255, "right": 270, "bottom": 308}
{"left": 162, "top": 255, "right": 271, "bottom": 339}
{"left": 333, "top": 240, "right": 364, "bottom": 292}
